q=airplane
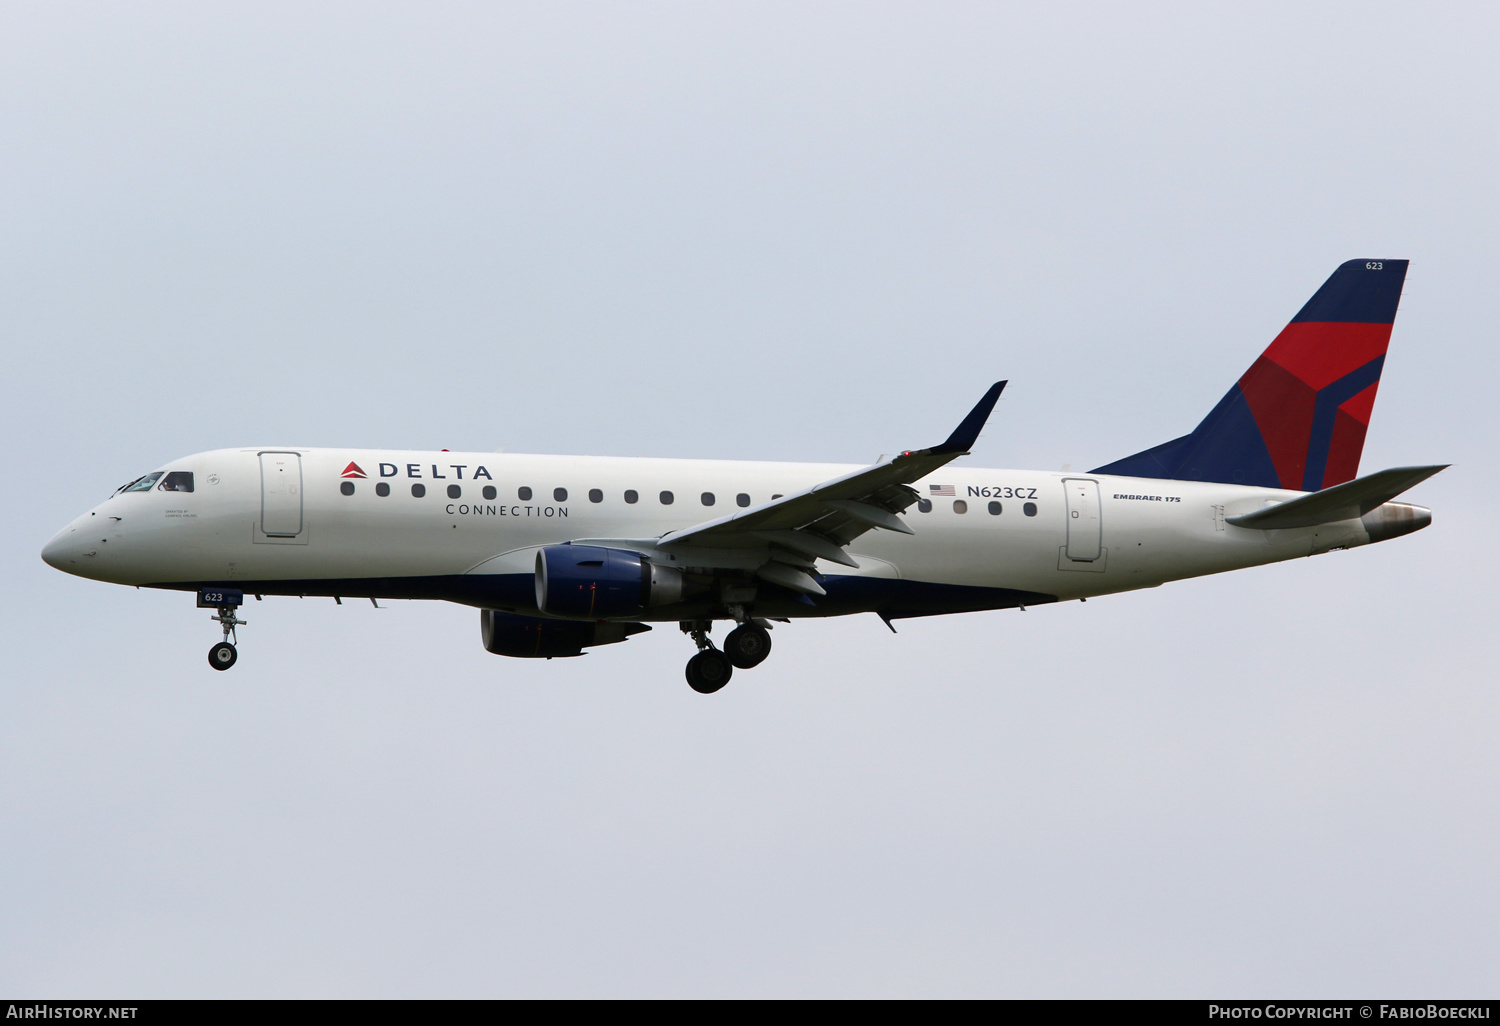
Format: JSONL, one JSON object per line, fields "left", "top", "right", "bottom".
{"left": 41, "top": 259, "right": 1445, "bottom": 693}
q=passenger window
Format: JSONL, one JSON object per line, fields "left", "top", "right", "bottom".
{"left": 988, "top": 501, "right": 1001, "bottom": 515}
{"left": 376, "top": 482, "right": 391, "bottom": 497}
{"left": 917, "top": 499, "right": 932, "bottom": 513}
{"left": 589, "top": 489, "right": 603, "bottom": 503}
{"left": 121, "top": 473, "right": 163, "bottom": 493}
{"left": 482, "top": 485, "right": 497, "bottom": 500}
{"left": 624, "top": 490, "right": 639, "bottom": 504}
{"left": 159, "top": 471, "right": 194, "bottom": 493}
{"left": 701, "top": 492, "right": 715, "bottom": 506}
{"left": 1023, "top": 501, "right": 1038, "bottom": 517}
{"left": 554, "top": 488, "right": 568, "bottom": 502}
{"left": 447, "top": 484, "right": 461, "bottom": 499}
{"left": 518, "top": 487, "right": 532, "bottom": 500}
{"left": 412, "top": 483, "right": 427, "bottom": 498}
{"left": 660, "top": 490, "right": 674, "bottom": 505}
{"left": 341, "top": 481, "right": 355, "bottom": 496}
{"left": 737, "top": 493, "right": 750, "bottom": 507}
{"left": 952, "top": 499, "right": 967, "bottom": 514}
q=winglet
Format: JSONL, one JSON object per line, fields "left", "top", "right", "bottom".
{"left": 931, "top": 381, "right": 1007, "bottom": 455}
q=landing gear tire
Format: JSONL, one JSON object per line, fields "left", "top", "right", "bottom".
{"left": 723, "top": 624, "right": 772, "bottom": 669}
{"left": 208, "top": 642, "right": 238, "bottom": 671}
{"left": 685, "top": 650, "right": 733, "bottom": 694}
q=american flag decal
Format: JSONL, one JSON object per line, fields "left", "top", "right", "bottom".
{"left": 929, "top": 484, "right": 955, "bottom": 496}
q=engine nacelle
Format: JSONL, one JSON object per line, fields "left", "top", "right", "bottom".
{"left": 534, "top": 544, "right": 683, "bottom": 618}
{"left": 480, "top": 609, "right": 650, "bottom": 659}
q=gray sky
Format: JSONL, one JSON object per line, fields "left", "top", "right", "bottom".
{"left": 2, "top": 1, "right": 1496, "bottom": 997}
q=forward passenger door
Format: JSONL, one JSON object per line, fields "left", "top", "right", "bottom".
{"left": 259, "top": 452, "right": 304, "bottom": 537}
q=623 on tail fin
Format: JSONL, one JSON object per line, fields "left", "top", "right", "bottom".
{"left": 1094, "top": 259, "right": 1409, "bottom": 491}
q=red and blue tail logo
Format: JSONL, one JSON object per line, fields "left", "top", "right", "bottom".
{"left": 1093, "top": 259, "right": 1408, "bottom": 491}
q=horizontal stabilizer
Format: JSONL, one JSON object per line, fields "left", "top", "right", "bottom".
{"left": 1226, "top": 465, "right": 1447, "bottom": 530}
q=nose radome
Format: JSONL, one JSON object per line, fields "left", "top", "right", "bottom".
{"left": 41, "top": 518, "right": 97, "bottom": 572}
{"left": 41, "top": 528, "right": 75, "bottom": 570}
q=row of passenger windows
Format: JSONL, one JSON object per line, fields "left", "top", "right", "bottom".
{"left": 123, "top": 472, "right": 1038, "bottom": 517}
{"left": 340, "top": 481, "right": 764, "bottom": 506}
{"left": 917, "top": 498, "right": 1038, "bottom": 517}
{"left": 336, "top": 481, "right": 1037, "bottom": 517}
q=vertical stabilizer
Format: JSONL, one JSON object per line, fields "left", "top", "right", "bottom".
{"left": 1093, "top": 259, "right": 1408, "bottom": 490}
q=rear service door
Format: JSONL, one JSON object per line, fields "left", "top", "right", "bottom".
{"left": 1063, "top": 478, "right": 1101, "bottom": 561}
{"left": 259, "top": 452, "right": 304, "bottom": 537}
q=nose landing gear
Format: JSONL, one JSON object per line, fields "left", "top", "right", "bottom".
{"left": 198, "top": 588, "right": 246, "bottom": 671}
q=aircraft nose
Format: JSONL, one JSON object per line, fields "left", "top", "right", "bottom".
{"left": 41, "top": 522, "right": 90, "bottom": 571}
{"left": 42, "top": 533, "right": 65, "bottom": 569}
{"left": 42, "top": 528, "right": 75, "bottom": 570}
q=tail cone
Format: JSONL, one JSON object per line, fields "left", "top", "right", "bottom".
{"left": 1361, "top": 501, "right": 1431, "bottom": 543}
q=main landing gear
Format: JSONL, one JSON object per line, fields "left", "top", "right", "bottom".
{"left": 723, "top": 622, "right": 772, "bottom": 669}
{"left": 685, "top": 648, "right": 733, "bottom": 694}
{"left": 681, "top": 617, "right": 775, "bottom": 694}
{"left": 199, "top": 588, "right": 247, "bottom": 671}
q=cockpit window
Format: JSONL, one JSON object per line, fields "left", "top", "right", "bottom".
{"left": 119, "top": 472, "right": 163, "bottom": 493}
{"left": 159, "top": 472, "right": 194, "bottom": 493}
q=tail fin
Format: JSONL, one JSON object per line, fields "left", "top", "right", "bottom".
{"left": 1092, "top": 259, "right": 1409, "bottom": 490}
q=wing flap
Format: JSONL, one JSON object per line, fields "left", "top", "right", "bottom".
{"left": 751, "top": 530, "right": 861, "bottom": 567}
{"left": 757, "top": 561, "right": 827, "bottom": 596}
{"left": 820, "top": 499, "right": 916, "bottom": 535}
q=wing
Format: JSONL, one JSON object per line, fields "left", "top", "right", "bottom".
{"left": 619, "top": 382, "right": 1006, "bottom": 595}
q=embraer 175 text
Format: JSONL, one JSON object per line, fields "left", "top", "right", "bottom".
{"left": 43, "top": 260, "right": 1445, "bottom": 693}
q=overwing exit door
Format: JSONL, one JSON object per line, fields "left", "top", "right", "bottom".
{"left": 259, "top": 452, "right": 303, "bottom": 537}
{"left": 1063, "top": 478, "right": 1101, "bottom": 561}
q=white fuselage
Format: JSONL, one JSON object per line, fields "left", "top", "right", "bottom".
{"left": 42, "top": 447, "right": 1380, "bottom": 619}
